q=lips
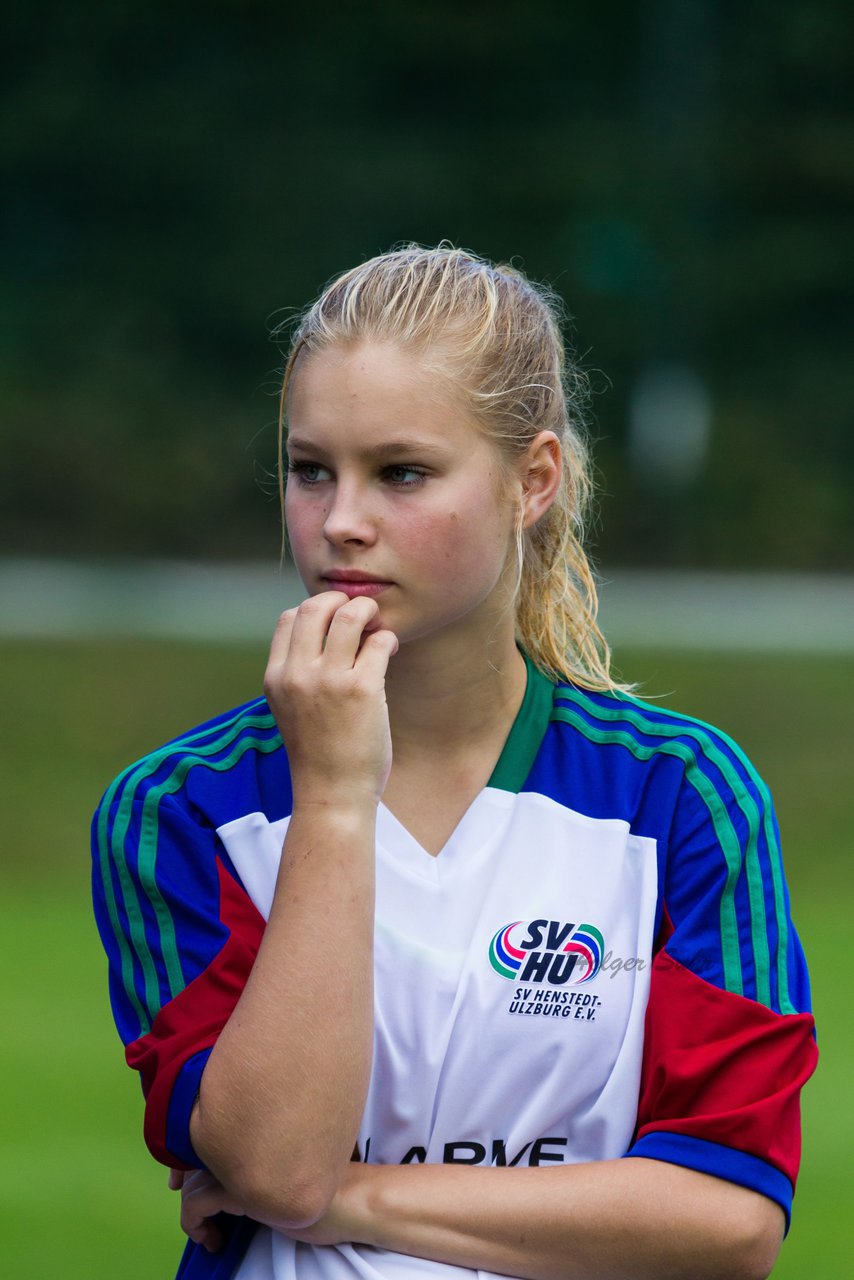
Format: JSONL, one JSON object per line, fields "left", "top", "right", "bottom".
{"left": 321, "top": 571, "right": 393, "bottom": 599}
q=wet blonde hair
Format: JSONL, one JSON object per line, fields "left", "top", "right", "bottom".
{"left": 277, "top": 243, "right": 620, "bottom": 692}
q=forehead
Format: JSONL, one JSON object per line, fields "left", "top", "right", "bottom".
{"left": 287, "top": 341, "right": 481, "bottom": 452}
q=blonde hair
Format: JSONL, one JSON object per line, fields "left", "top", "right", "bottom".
{"left": 277, "top": 243, "right": 621, "bottom": 692}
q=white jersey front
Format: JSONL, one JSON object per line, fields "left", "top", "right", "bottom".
{"left": 221, "top": 786, "right": 657, "bottom": 1280}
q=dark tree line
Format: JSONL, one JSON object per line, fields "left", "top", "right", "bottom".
{"left": 3, "top": 0, "right": 852, "bottom": 567}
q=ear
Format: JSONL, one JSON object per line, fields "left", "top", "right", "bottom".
{"left": 518, "top": 431, "right": 562, "bottom": 529}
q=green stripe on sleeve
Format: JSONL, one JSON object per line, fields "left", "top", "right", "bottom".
{"left": 95, "top": 708, "right": 277, "bottom": 1035}
{"left": 614, "top": 691, "right": 793, "bottom": 1013}
{"left": 555, "top": 686, "right": 791, "bottom": 1010}
{"left": 108, "top": 713, "right": 277, "bottom": 1004}
{"left": 550, "top": 705, "right": 745, "bottom": 997}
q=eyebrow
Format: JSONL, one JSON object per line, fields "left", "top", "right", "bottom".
{"left": 286, "top": 436, "right": 450, "bottom": 460}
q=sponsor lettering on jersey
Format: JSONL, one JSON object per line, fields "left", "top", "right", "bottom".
{"left": 507, "top": 986, "right": 601, "bottom": 1019}
{"left": 488, "top": 918, "right": 605, "bottom": 1020}
{"left": 354, "top": 1136, "right": 569, "bottom": 1167}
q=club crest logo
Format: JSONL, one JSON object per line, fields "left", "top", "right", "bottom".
{"left": 489, "top": 919, "right": 604, "bottom": 985}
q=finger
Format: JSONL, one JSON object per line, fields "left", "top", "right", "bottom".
{"left": 181, "top": 1171, "right": 245, "bottom": 1221}
{"left": 180, "top": 1171, "right": 220, "bottom": 1218}
{"left": 168, "top": 1168, "right": 185, "bottom": 1191}
{"left": 321, "top": 596, "right": 382, "bottom": 667}
{"left": 283, "top": 591, "right": 351, "bottom": 666}
{"left": 180, "top": 1168, "right": 217, "bottom": 1195}
{"left": 198, "top": 1220, "right": 224, "bottom": 1253}
{"left": 180, "top": 1178, "right": 225, "bottom": 1241}
{"left": 266, "top": 605, "right": 300, "bottom": 671}
{"left": 354, "top": 628, "right": 399, "bottom": 682}
{"left": 181, "top": 1197, "right": 225, "bottom": 1252}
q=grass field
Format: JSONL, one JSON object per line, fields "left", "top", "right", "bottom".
{"left": 1, "top": 637, "right": 849, "bottom": 1277}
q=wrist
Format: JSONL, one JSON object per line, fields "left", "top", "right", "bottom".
{"left": 289, "top": 760, "right": 387, "bottom": 810}
{"left": 336, "top": 1164, "right": 384, "bottom": 1248}
{"left": 289, "top": 791, "right": 380, "bottom": 824}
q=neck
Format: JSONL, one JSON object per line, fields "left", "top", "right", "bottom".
{"left": 384, "top": 621, "right": 527, "bottom": 763}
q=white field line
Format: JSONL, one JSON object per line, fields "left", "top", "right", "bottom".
{"left": 1, "top": 559, "right": 853, "bottom": 652}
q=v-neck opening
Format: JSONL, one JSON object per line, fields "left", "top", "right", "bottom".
{"left": 377, "top": 788, "right": 515, "bottom": 883}
{"left": 377, "top": 651, "right": 555, "bottom": 874}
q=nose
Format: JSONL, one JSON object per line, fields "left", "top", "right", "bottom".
{"left": 323, "top": 477, "right": 378, "bottom": 547}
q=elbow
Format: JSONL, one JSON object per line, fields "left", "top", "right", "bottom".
{"left": 229, "top": 1166, "right": 338, "bottom": 1230}
{"left": 740, "top": 1232, "right": 783, "bottom": 1280}
{"left": 720, "top": 1197, "right": 785, "bottom": 1280}
{"left": 191, "top": 1102, "right": 339, "bottom": 1228}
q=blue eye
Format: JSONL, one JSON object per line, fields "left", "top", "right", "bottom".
{"left": 287, "top": 461, "right": 329, "bottom": 485}
{"left": 384, "top": 465, "right": 428, "bottom": 487}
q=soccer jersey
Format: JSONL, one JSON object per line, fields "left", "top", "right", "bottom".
{"left": 92, "top": 655, "right": 817, "bottom": 1280}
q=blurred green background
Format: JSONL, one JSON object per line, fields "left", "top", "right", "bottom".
{"left": 4, "top": 0, "right": 852, "bottom": 567}
{"left": 2, "top": 1, "right": 851, "bottom": 1276}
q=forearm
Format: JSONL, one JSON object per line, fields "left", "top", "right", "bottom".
{"left": 190, "top": 798, "right": 377, "bottom": 1225}
{"left": 337, "top": 1158, "right": 783, "bottom": 1280}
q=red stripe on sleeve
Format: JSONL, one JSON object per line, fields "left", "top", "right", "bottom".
{"left": 126, "top": 858, "right": 265, "bottom": 1167}
{"left": 636, "top": 951, "right": 817, "bottom": 1188}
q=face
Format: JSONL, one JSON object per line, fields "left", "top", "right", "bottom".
{"left": 284, "top": 341, "right": 521, "bottom": 649}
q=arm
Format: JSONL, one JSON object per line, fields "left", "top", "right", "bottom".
{"left": 93, "top": 592, "right": 397, "bottom": 1231}
{"left": 181, "top": 1155, "right": 783, "bottom": 1279}
{"left": 179, "top": 1157, "right": 783, "bottom": 1274}
{"left": 187, "top": 795, "right": 376, "bottom": 1224}
{"left": 188, "top": 592, "right": 397, "bottom": 1226}
{"left": 334, "top": 1157, "right": 783, "bottom": 1280}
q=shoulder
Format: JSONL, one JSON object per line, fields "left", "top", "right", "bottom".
{"left": 530, "top": 679, "right": 777, "bottom": 867}
{"left": 549, "top": 681, "right": 769, "bottom": 796}
{"left": 91, "top": 698, "right": 281, "bottom": 1047}
{"left": 93, "top": 696, "right": 284, "bottom": 830}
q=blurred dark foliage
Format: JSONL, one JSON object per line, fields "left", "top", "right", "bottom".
{"left": 2, "top": 0, "right": 852, "bottom": 566}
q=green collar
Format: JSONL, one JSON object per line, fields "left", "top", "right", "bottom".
{"left": 487, "top": 652, "right": 555, "bottom": 794}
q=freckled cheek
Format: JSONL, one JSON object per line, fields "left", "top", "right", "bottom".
{"left": 397, "top": 505, "right": 508, "bottom": 580}
{"left": 284, "top": 493, "right": 331, "bottom": 569}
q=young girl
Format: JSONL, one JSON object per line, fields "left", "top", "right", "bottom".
{"left": 92, "top": 245, "right": 817, "bottom": 1280}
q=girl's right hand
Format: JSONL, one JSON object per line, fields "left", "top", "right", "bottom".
{"left": 264, "top": 591, "right": 398, "bottom": 809}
